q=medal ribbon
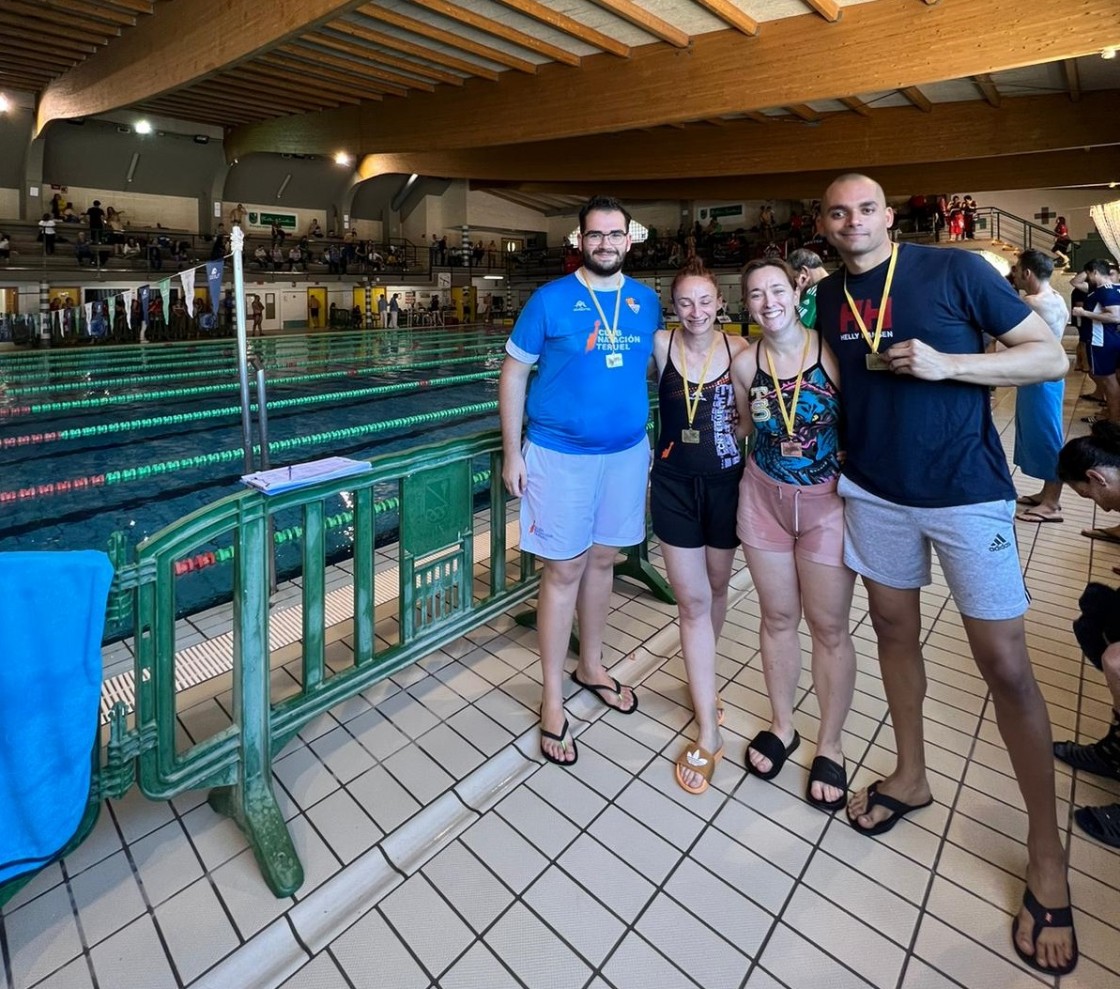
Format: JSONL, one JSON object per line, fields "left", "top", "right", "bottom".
{"left": 576, "top": 268, "right": 622, "bottom": 351}
{"left": 842, "top": 242, "right": 898, "bottom": 354}
{"left": 677, "top": 332, "right": 718, "bottom": 430}
{"left": 763, "top": 329, "right": 811, "bottom": 440}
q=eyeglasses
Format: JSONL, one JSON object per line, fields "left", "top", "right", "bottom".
{"left": 582, "top": 230, "right": 628, "bottom": 246}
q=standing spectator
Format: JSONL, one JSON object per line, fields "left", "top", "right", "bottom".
{"left": 1052, "top": 216, "right": 1072, "bottom": 268}
{"left": 308, "top": 293, "right": 320, "bottom": 328}
{"left": 326, "top": 243, "right": 341, "bottom": 274}
{"left": 230, "top": 203, "right": 247, "bottom": 226}
{"left": 759, "top": 203, "right": 776, "bottom": 242}
{"left": 75, "top": 232, "right": 93, "bottom": 266}
{"left": 487, "top": 240, "right": 497, "bottom": 267}
{"left": 1012, "top": 250, "right": 1070, "bottom": 523}
{"left": 428, "top": 293, "right": 443, "bottom": 325}
{"left": 947, "top": 195, "right": 964, "bottom": 241}
{"left": 270, "top": 221, "right": 286, "bottom": 248}
{"left": 0, "top": 231, "right": 10, "bottom": 261}
{"left": 438, "top": 234, "right": 447, "bottom": 266}
{"left": 1071, "top": 260, "right": 1120, "bottom": 426}
{"left": 377, "top": 293, "right": 387, "bottom": 325}
{"left": 39, "top": 213, "right": 57, "bottom": 254}
{"left": 210, "top": 224, "right": 226, "bottom": 261}
{"left": 962, "top": 195, "right": 978, "bottom": 239}
{"left": 430, "top": 234, "right": 439, "bottom": 266}
{"left": 388, "top": 293, "right": 400, "bottom": 328}
{"left": 787, "top": 248, "right": 827, "bottom": 329}
{"left": 50, "top": 192, "right": 63, "bottom": 218}
{"left": 85, "top": 200, "right": 105, "bottom": 244}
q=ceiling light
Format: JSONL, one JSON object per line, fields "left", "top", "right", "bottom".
{"left": 193, "top": 134, "right": 209, "bottom": 144}
{"left": 483, "top": 274, "right": 503, "bottom": 280}
{"left": 134, "top": 119, "right": 153, "bottom": 134}
{"left": 1103, "top": 47, "right": 1117, "bottom": 60}
{"left": 0, "top": 94, "right": 10, "bottom": 113}
{"left": 334, "top": 152, "right": 352, "bottom": 166}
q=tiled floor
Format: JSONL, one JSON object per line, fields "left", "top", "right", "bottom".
{"left": 3, "top": 369, "right": 1120, "bottom": 989}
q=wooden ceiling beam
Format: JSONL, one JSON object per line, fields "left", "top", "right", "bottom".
{"left": 322, "top": 21, "right": 465, "bottom": 82}
{"left": 786, "top": 104, "right": 821, "bottom": 122}
{"left": 36, "top": 0, "right": 372, "bottom": 134}
{"left": 474, "top": 147, "right": 1120, "bottom": 201}
{"left": 356, "top": 4, "right": 537, "bottom": 73}
{"left": 802, "top": 0, "right": 842, "bottom": 22}
{"left": 230, "top": 65, "right": 366, "bottom": 104}
{"left": 329, "top": 16, "right": 499, "bottom": 81}
{"left": 690, "top": 0, "right": 758, "bottom": 37}
{"left": 1063, "top": 59, "right": 1082, "bottom": 101}
{"left": 259, "top": 53, "right": 388, "bottom": 99}
{"left": 0, "top": 18, "right": 100, "bottom": 54}
{"left": 585, "top": 0, "right": 690, "bottom": 47}
{"left": 212, "top": 71, "right": 354, "bottom": 110}
{"left": 297, "top": 35, "right": 438, "bottom": 90}
{"left": 488, "top": 0, "right": 630, "bottom": 56}
{"left": 899, "top": 85, "right": 933, "bottom": 111}
{"left": 839, "top": 96, "right": 871, "bottom": 116}
{"left": 313, "top": 31, "right": 464, "bottom": 85}
{"left": 351, "top": 90, "right": 1120, "bottom": 184}
{"left": 404, "top": 0, "right": 579, "bottom": 66}
{"left": 44, "top": 0, "right": 137, "bottom": 28}
{"left": 972, "top": 73, "right": 1001, "bottom": 107}
{"left": 279, "top": 43, "right": 411, "bottom": 96}
{"left": 227, "top": 0, "right": 1120, "bottom": 157}
{"left": 1, "top": 2, "right": 122, "bottom": 40}
{"left": 92, "top": 0, "right": 154, "bottom": 14}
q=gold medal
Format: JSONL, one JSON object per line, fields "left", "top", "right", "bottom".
{"left": 780, "top": 440, "right": 802, "bottom": 458}
{"left": 681, "top": 428, "right": 701, "bottom": 444}
{"left": 865, "top": 352, "right": 890, "bottom": 371}
{"left": 844, "top": 243, "right": 898, "bottom": 371}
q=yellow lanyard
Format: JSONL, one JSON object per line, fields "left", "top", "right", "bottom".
{"left": 842, "top": 243, "right": 898, "bottom": 354}
{"left": 576, "top": 269, "right": 622, "bottom": 350}
{"left": 763, "top": 329, "right": 810, "bottom": 439}
{"left": 678, "top": 332, "right": 718, "bottom": 429}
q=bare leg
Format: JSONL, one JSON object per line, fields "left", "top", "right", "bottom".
{"left": 1101, "top": 373, "right": 1120, "bottom": 422}
{"left": 744, "top": 546, "right": 803, "bottom": 773}
{"left": 537, "top": 552, "right": 589, "bottom": 763}
{"left": 963, "top": 616, "right": 1074, "bottom": 973}
{"left": 572, "top": 543, "right": 635, "bottom": 711}
{"left": 797, "top": 557, "right": 857, "bottom": 804}
{"left": 663, "top": 543, "right": 736, "bottom": 788}
{"left": 847, "top": 580, "right": 933, "bottom": 827}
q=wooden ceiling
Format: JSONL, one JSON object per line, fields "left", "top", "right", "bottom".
{"left": 7, "top": 0, "right": 1120, "bottom": 199}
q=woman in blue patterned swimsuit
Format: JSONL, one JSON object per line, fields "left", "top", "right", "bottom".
{"left": 651, "top": 259, "right": 750, "bottom": 794}
{"left": 730, "top": 258, "right": 856, "bottom": 812}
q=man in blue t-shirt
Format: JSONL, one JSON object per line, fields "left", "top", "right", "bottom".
{"left": 817, "top": 174, "right": 1076, "bottom": 976}
{"left": 499, "top": 195, "right": 660, "bottom": 767}
{"left": 1071, "top": 259, "right": 1120, "bottom": 426}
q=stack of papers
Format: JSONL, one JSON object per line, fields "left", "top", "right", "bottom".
{"left": 241, "top": 456, "right": 372, "bottom": 495}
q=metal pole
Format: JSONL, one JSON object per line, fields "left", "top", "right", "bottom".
{"left": 231, "top": 226, "right": 254, "bottom": 474}
{"left": 250, "top": 354, "right": 277, "bottom": 595}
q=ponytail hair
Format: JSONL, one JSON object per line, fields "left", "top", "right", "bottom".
{"left": 1058, "top": 420, "right": 1120, "bottom": 481}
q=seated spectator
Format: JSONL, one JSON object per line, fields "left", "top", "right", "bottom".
{"left": 351, "top": 304, "right": 362, "bottom": 327}
{"left": 386, "top": 248, "right": 400, "bottom": 267}
{"left": 270, "top": 245, "right": 285, "bottom": 269}
{"left": 148, "top": 242, "right": 163, "bottom": 271}
{"left": 369, "top": 247, "right": 384, "bottom": 271}
{"left": 354, "top": 241, "right": 368, "bottom": 270}
{"left": 75, "top": 232, "right": 94, "bottom": 265}
{"left": 307, "top": 218, "right": 324, "bottom": 239}
{"left": 121, "top": 237, "right": 141, "bottom": 258}
{"left": 61, "top": 203, "right": 80, "bottom": 223}
{"left": 326, "top": 243, "right": 341, "bottom": 274}
{"left": 287, "top": 245, "right": 306, "bottom": 271}
{"left": 0, "top": 231, "right": 9, "bottom": 261}
{"left": 253, "top": 245, "right": 270, "bottom": 269}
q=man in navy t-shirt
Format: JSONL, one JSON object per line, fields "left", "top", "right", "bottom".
{"left": 499, "top": 196, "right": 660, "bottom": 767}
{"left": 817, "top": 174, "right": 1076, "bottom": 975}
{"left": 1071, "top": 259, "right": 1120, "bottom": 426}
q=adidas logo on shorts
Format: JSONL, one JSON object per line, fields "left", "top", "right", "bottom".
{"left": 988, "top": 533, "right": 1011, "bottom": 552}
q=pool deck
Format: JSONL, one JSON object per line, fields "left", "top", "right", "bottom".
{"left": 3, "top": 372, "right": 1120, "bottom": 989}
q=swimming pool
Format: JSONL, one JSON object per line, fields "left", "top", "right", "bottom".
{"left": 0, "top": 327, "right": 508, "bottom": 627}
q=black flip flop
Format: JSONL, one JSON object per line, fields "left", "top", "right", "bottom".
{"left": 847, "top": 780, "right": 932, "bottom": 836}
{"left": 540, "top": 717, "right": 578, "bottom": 766}
{"left": 746, "top": 729, "right": 800, "bottom": 781}
{"left": 1011, "top": 886, "right": 1078, "bottom": 976}
{"left": 1074, "top": 802, "right": 1120, "bottom": 849}
{"left": 806, "top": 755, "right": 847, "bottom": 812}
{"left": 570, "top": 671, "right": 638, "bottom": 714}
{"left": 1082, "top": 527, "right": 1120, "bottom": 546}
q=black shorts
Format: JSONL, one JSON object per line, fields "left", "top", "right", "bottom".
{"left": 650, "top": 463, "right": 743, "bottom": 550}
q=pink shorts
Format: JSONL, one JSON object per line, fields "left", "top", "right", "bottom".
{"left": 736, "top": 457, "right": 845, "bottom": 567}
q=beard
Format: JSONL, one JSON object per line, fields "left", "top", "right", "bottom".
{"left": 582, "top": 245, "right": 625, "bottom": 277}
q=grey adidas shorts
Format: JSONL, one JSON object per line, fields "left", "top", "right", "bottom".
{"left": 838, "top": 476, "right": 1029, "bottom": 621}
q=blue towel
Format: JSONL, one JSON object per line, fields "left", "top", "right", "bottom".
{"left": 0, "top": 551, "right": 113, "bottom": 884}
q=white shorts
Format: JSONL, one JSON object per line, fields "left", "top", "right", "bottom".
{"left": 519, "top": 438, "right": 651, "bottom": 560}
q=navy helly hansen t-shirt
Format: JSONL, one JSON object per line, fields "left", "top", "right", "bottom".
{"left": 816, "top": 243, "right": 1031, "bottom": 508}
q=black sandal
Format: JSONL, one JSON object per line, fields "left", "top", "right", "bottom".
{"left": 1054, "top": 716, "right": 1120, "bottom": 782}
{"left": 539, "top": 717, "right": 578, "bottom": 766}
{"left": 569, "top": 671, "right": 638, "bottom": 714}
{"left": 1011, "top": 886, "right": 1078, "bottom": 976}
{"left": 746, "top": 730, "right": 800, "bottom": 781}
{"left": 1075, "top": 802, "right": 1120, "bottom": 848}
{"left": 806, "top": 756, "right": 847, "bottom": 812}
